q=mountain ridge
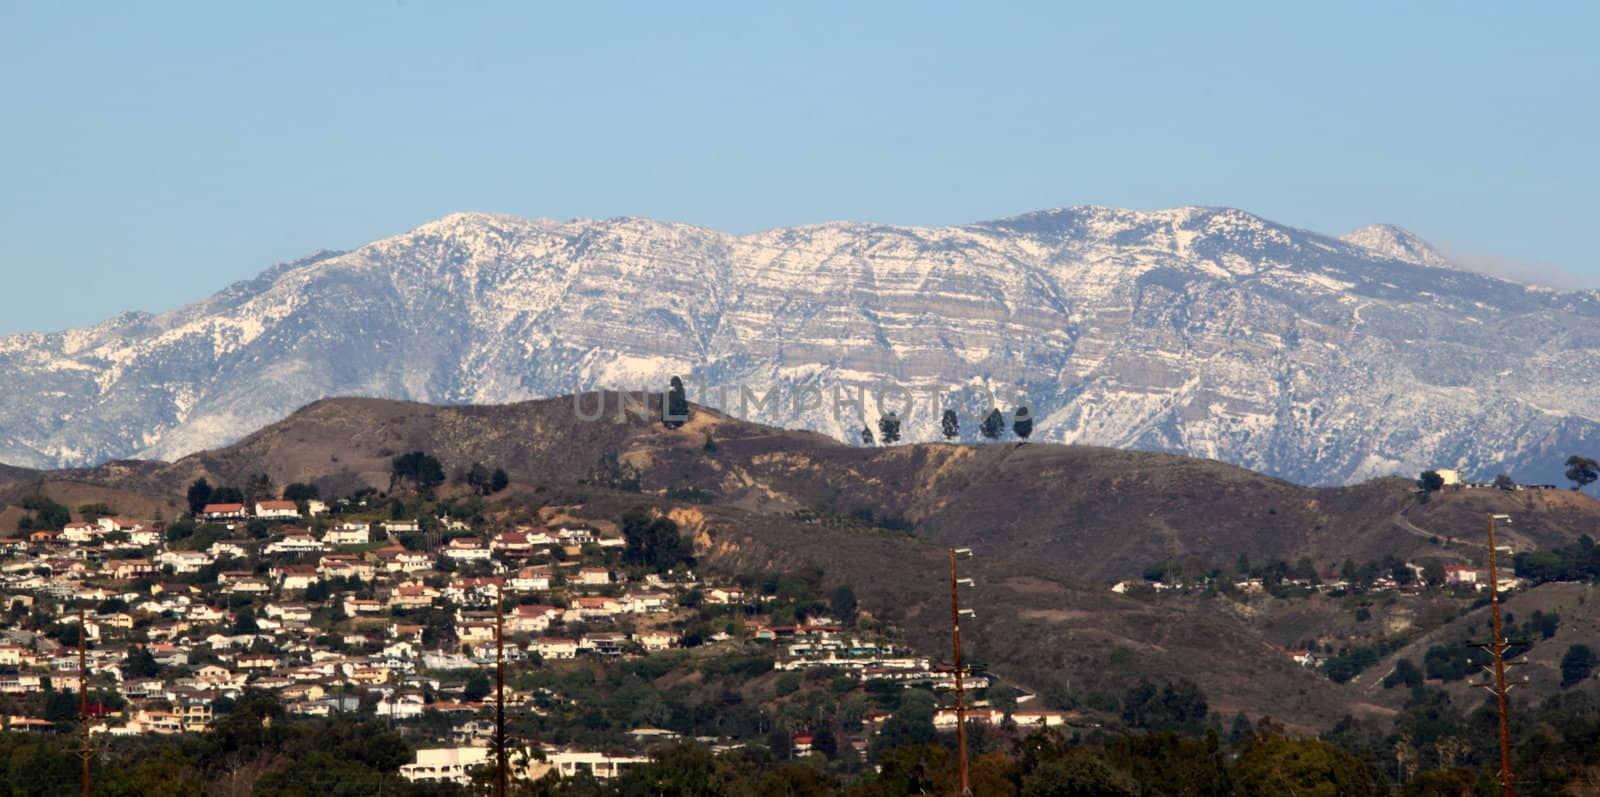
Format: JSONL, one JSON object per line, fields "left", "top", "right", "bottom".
{"left": 3, "top": 206, "right": 1597, "bottom": 487}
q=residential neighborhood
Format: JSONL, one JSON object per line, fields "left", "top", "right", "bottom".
{"left": 0, "top": 482, "right": 1000, "bottom": 789}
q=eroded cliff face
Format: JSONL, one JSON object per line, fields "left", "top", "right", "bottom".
{"left": 4, "top": 207, "right": 1596, "bottom": 485}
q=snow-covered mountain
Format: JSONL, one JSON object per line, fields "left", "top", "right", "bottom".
{"left": 3, "top": 206, "right": 1597, "bottom": 485}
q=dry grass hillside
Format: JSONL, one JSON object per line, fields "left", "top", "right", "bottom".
{"left": 5, "top": 395, "right": 1600, "bottom": 728}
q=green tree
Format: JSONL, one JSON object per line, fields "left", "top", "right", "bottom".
{"left": 1121, "top": 678, "right": 1208, "bottom": 734}
{"left": 828, "top": 585, "right": 858, "bottom": 623}
{"left": 123, "top": 646, "right": 160, "bottom": 679}
{"left": 209, "top": 486, "right": 245, "bottom": 504}
{"left": 1383, "top": 659, "right": 1424, "bottom": 690}
{"left": 1566, "top": 455, "right": 1599, "bottom": 493}
{"left": 774, "top": 672, "right": 802, "bottom": 697}
{"left": 941, "top": 409, "right": 960, "bottom": 440}
{"left": 282, "top": 482, "right": 318, "bottom": 502}
{"left": 1417, "top": 470, "right": 1445, "bottom": 492}
{"left": 877, "top": 411, "right": 902, "bottom": 445}
{"left": 613, "top": 742, "right": 724, "bottom": 797}
{"left": 1233, "top": 735, "right": 1387, "bottom": 797}
{"left": 186, "top": 478, "right": 214, "bottom": 515}
{"left": 1421, "top": 562, "right": 1447, "bottom": 588}
{"left": 1562, "top": 643, "right": 1595, "bottom": 687}
{"left": 622, "top": 510, "right": 692, "bottom": 571}
{"left": 390, "top": 451, "right": 445, "bottom": 492}
{"left": 463, "top": 670, "right": 491, "bottom": 702}
{"left": 17, "top": 494, "right": 71, "bottom": 531}
{"left": 860, "top": 427, "right": 875, "bottom": 446}
{"left": 1022, "top": 751, "right": 1138, "bottom": 797}
{"left": 664, "top": 376, "right": 690, "bottom": 429}
{"left": 980, "top": 408, "right": 1005, "bottom": 440}
{"left": 465, "top": 462, "right": 493, "bottom": 495}
{"left": 489, "top": 467, "right": 509, "bottom": 493}
{"left": 1012, "top": 406, "right": 1034, "bottom": 440}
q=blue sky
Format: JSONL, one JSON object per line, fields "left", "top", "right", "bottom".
{"left": 1, "top": 2, "right": 1596, "bottom": 335}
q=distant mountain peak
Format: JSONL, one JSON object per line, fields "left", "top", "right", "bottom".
{"left": 1340, "top": 224, "right": 1455, "bottom": 269}
{"left": 0, "top": 205, "right": 1595, "bottom": 489}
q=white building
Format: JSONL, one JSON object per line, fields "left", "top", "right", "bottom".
{"left": 324, "top": 523, "right": 371, "bottom": 546}
{"left": 400, "top": 747, "right": 488, "bottom": 785}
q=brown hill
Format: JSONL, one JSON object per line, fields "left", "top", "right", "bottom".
{"left": 7, "top": 393, "right": 1600, "bottom": 727}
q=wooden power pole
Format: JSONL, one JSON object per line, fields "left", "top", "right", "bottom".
{"left": 77, "top": 604, "right": 91, "bottom": 797}
{"left": 949, "top": 548, "right": 975, "bottom": 797}
{"left": 495, "top": 587, "right": 508, "bottom": 797}
{"left": 1480, "top": 513, "right": 1517, "bottom": 797}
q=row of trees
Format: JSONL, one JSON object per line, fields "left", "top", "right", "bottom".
{"left": 862, "top": 407, "right": 1033, "bottom": 446}
{"left": 1417, "top": 454, "right": 1600, "bottom": 494}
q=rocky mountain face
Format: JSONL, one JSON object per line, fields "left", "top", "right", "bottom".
{"left": 2, "top": 206, "right": 1597, "bottom": 484}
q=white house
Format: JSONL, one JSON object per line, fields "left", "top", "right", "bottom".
{"left": 265, "top": 534, "right": 326, "bottom": 555}
{"left": 324, "top": 523, "right": 371, "bottom": 546}
{"left": 536, "top": 638, "right": 579, "bottom": 660}
{"left": 443, "top": 538, "right": 492, "bottom": 561}
{"left": 156, "top": 550, "right": 214, "bottom": 575}
{"left": 400, "top": 747, "right": 488, "bottom": 786}
{"left": 254, "top": 500, "right": 300, "bottom": 519}
{"left": 576, "top": 568, "right": 611, "bottom": 586}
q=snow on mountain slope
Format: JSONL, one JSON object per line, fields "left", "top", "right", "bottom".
{"left": 2, "top": 206, "right": 1597, "bottom": 485}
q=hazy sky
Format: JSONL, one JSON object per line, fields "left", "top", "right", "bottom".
{"left": 2, "top": 2, "right": 1596, "bottom": 335}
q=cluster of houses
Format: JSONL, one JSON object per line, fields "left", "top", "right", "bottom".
{"left": 1, "top": 493, "right": 1028, "bottom": 786}
{"left": 1111, "top": 560, "right": 1524, "bottom": 598}
{"left": 0, "top": 499, "right": 772, "bottom": 748}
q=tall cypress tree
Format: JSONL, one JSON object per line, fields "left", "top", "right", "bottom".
{"left": 980, "top": 408, "right": 1005, "bottom": 440}
{"left": 664, "top": 376, "right": 690, "bottom": 428}
{"left": 940, "top": 409, "right": 959, "bottom": 440}
{"left": 1012, "top": 406, "right": 1033, "bottom": 440}
{"left": 877, "top": 411, "right": 901, "bottom": 445}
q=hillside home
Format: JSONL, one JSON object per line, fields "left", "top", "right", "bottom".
{"left": 323, "top": 523, "right": 370, "bottom": 546}
{"left": 126, "top": 528, "right": 161, "bottom": 546}
{"left": 202, "top": 503, "right": 247, "bottom": 521}
{"left": 388, "top": 584, "right": 440, "bottom": 610}
{"left": 490, "top": 531, "right": 535, "bottom": 558}
{"left": 317, "top": 554, "right": 373, "bottom": 581}
{"left": 264, "top": 602, "right": 314, "bottom": 622}
{"left": 209, "top": 540, "right": 252, "bottom": 559}
{"left": 634, "top": 629, "right": 678, "bottom": 651}
{"left": 156, "top": 550, "right": 214, "bottom": 574}
{"left": 264, "top": 534, "right": 325, "bottom": 555}
{"left": 443, "top": 538, "right": 491, "bottom": 561}
{"left": 111, "top": 559, "right": 158, "bottom": 580}
{"left": 400, "top": 747, "right": 489, "bottom": 786}
{"left": 276, "top": 565, "right": 320, "bottom": 592}
{"left": 704, "top": 587, "right": 745, "bottom": 604}
{"left": 509, "top": 604, "right": 563, "bottom": 634}
{"left": 576, "top": 568, "right": 611, "bottom": 586}
{"left": 623, "top": 592, "right": 671, "bottom": 613}
{"left": 254, "top": 500, "right": 300, "bottom": 519}
{"left": 509, "top": 567, "right": 552, "bottom": 592}
{"left": 96, "top": 517, "right": 143, "bottom": 533}
{"left": 535, "top": 638, "right": 579, "bottom": 660}
{"left": 445, "top": 577, "right": 502, "bottom": 605}
{"left": 556, "top": 527, "right": 595, "bottom": 546}
{"left": 343, "top": 598, "right": 384, "bottom": 617}
{"left": 61, "top": 522, "right": 99, "bottom": 543}
{"left": 571, "top": 596, "right": 622, "bottom": 620}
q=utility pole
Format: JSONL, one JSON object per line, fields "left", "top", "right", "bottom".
{"left": 76, "top": 604, "right": 91, "bottom": 797}
{"left": 949, "top": 548, "right": 976, "bottom": 797}
{"left": 495, "top": 585, "right": 507, "bottom": 797}
{"left": 1471, "top": 513, "right": 1520, "bottom": 797}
